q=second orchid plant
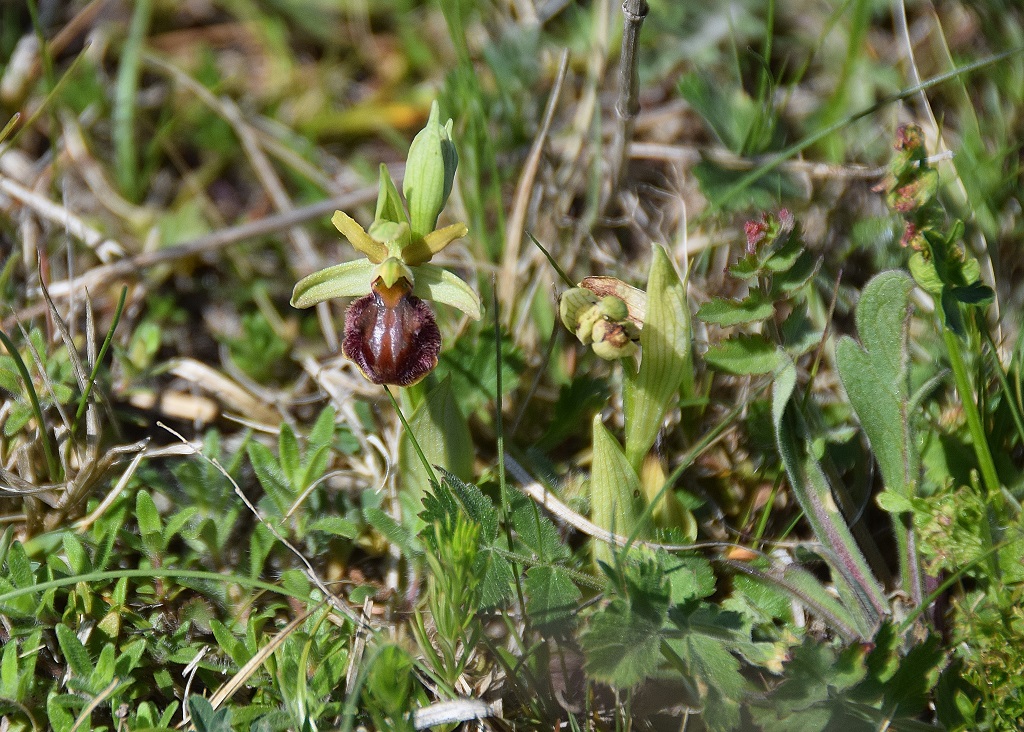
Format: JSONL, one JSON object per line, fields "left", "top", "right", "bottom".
{"left": 291, "top": 102, "right": 482, "bottom": 386}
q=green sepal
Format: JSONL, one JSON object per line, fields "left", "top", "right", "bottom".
{"left": 290, "top": 258, "right": 374, "bottom": 308}
{"left": 411, "top": 263, "right": 482, "bottom": 320}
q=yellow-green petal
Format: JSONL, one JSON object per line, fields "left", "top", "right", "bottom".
{"left": 410, "top": 262, "right": 482, "bottom": 320}
{"left": 331, "top": 210, "right": 388, "bottom": 263}
{"left": 291, "top": 259, "right": 374, "bottom": 308}
{"left": 403, "top": 222, "right": 469, "bottom": 266}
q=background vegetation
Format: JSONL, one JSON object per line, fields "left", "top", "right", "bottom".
{"left": 1, "top": 0, "right": 1023, "bottom": 729}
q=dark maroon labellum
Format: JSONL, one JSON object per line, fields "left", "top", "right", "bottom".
{"left": 342, "top": 278, "right": 441, "bottom": 386}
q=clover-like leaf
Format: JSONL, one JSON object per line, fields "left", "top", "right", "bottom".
{"left": 290, "top": 258, "right": 375, "bottom": 308}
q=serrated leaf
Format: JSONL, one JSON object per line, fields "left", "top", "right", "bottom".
{"left": 510, "top": 490, "right": 568, "bottom": 561}
{"left": 582, "top": 598, "right": 663, "bottom": 687}
{"left": 665, "top": 554, "right": 716, "bottom": 603}
{"left": 624, "top": 244, "right": 693, "bottom": 466}
{"left": 591, "top": 417, "right": 648, "bottom": 566}
{"left": 525, "top": 566, "right": 581, "bottom": 630}
{"left": 704, "top": 334, "right": 782, "bottom": 375}
{"left": 697, "top": 293, "right": 774, "bottom": 326}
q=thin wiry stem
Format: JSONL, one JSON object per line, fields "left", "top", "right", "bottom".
{"left": 604, "top": 0, "right": 649, "bottom": 211}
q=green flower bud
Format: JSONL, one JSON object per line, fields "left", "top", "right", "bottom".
{"left": 597, "top": 295, "right": 629, "bottom": 322}
{"left": 404, "top": 101, "right": 458, "bottom": 239}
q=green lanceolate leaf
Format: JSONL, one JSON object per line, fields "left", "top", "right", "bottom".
{"left": 591, "top": 416, "right": 648, "bottom": 566}
{"left": 704, "top": 333, "right": 783, "bottom": 375}
{"left": 772, "top": 356, "right": 886, "bottom": 638}
{"left": 836, "top": 271, "right": 922, "bottom": 602}
{"left": 697, "top": 292, "right": 774, "bottom": 327}
{"left": 290, "top": 258, "right": 374, "bottom": 308}
{"left": 624, "top": 244, "right": 693, "bottom": 467}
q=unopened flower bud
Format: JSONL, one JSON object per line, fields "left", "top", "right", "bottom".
{"left": 404, "top": 101, "right": 459, "bottom": 239}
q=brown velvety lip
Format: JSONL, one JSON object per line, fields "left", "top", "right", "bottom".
{"left": 342, "top": 278, "right": 441, "bottom": 386}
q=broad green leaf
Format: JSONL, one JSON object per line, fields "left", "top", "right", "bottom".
{"left": 704, "top": 334, "right": 783, "bottom": 375}
{"left": 591, "top": 416, "right": 648, "bottom": 566}
{"left": 290, "top": 258, "right": 374, "bottom": 309}
{"left": 399, "top": 377, "right": 473, "bottom": 515}
{"left": 525, "top": 565, "right": 581, "bottom": 630}
{"left": 364, "top": 507, "right": 419, "bottom": 559}
{"left": 836, "top": 271, "right": 921, "bottom": 600}
{"left": 62, "top": 533, "right": 90, "bottom": 575}
{"left": 624, "top": 244, "right": 693, "bottom": 467}
{"left": 5, "top": 540, "right": 33, "bottom": 588}
{"left": 697, "top": 293, "right": 774, "bottom": 327}
{"left": 836, "top": 271, "right": 917, "bottom": 498}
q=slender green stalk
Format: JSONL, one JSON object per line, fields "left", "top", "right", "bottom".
{"left": 113, "top": 0, "right": 153, "bottom": 200}
{"left": 982, "top": 326, "right": 1024, "bottom": 446}
{"left": 943, "top": 328, "right": 1000, "bottom": 496}
{"left": 492, "top": 285, "right": 527, "bottom": 620}
{"left": 384, "top": 385, "right": 436, "bottom": 488}
{"left": 0, "top": 330, "right": 60, "bottom": 481}
{"left": 72, "top": 286, "right": 128, "bottom": 433}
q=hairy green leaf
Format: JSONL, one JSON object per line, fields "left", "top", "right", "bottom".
{"left": 697, "top": 293, "right": 774, "bottom": 327}
{"left": 704, "top": 334, "right": 783, "bottom": 375}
